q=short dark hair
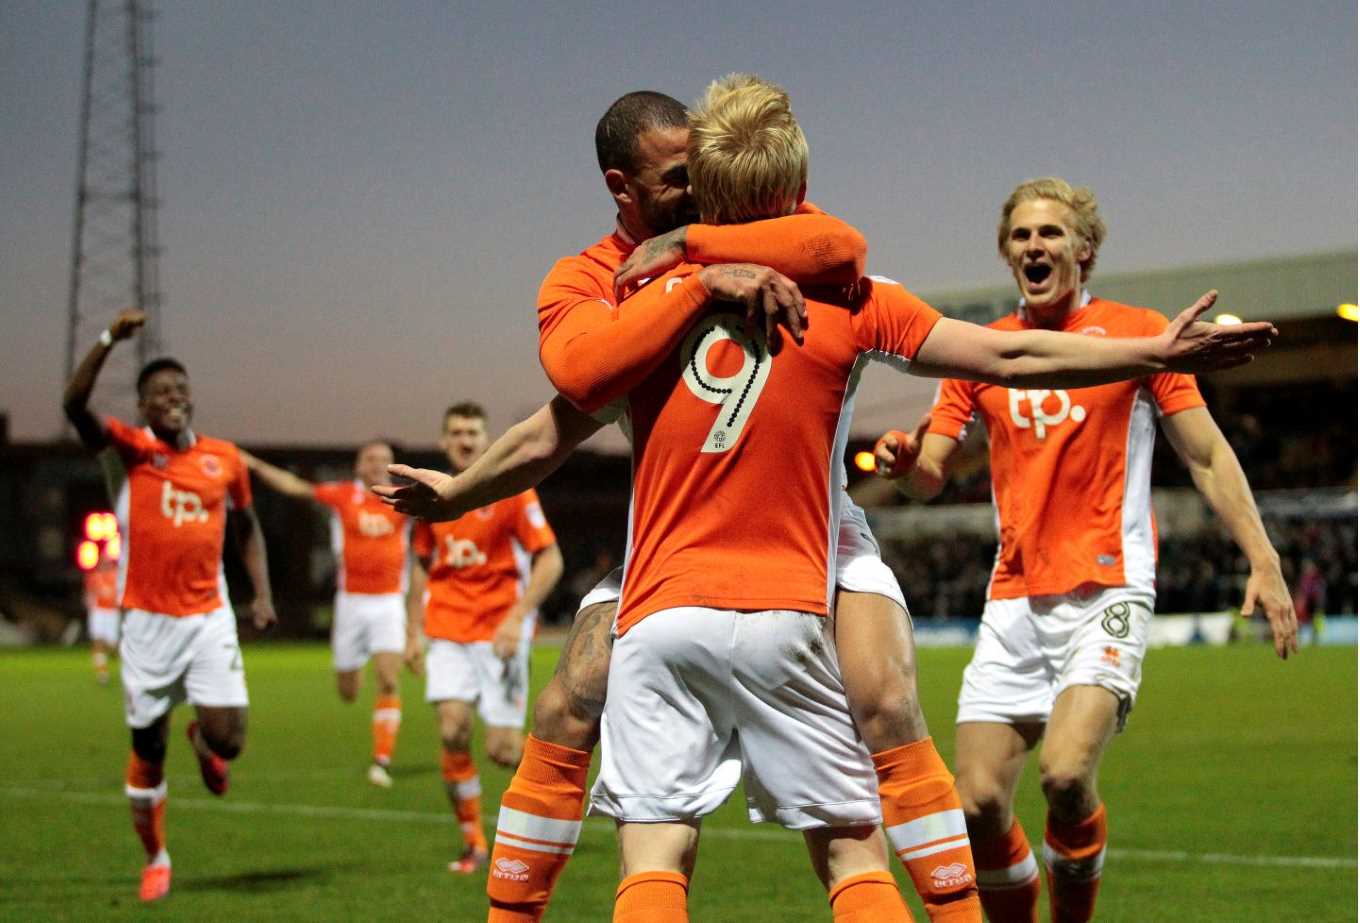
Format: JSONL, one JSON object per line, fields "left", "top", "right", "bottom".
{"left": 443, "top": 402, "right": 486, "bottom": 425}
{"left": 136, "top": 358, "right": 187, "bottom": 397}
{"left": 595, "top": 91, "right": 688, "bottom": 174}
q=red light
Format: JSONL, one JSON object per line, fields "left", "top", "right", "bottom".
{"left": 76, "top": 540, "right": 100, "bottom": 571}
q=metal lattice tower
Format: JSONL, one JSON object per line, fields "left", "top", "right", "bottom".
{"left": 64, "top": 0, "right": 164, "bottom": 402}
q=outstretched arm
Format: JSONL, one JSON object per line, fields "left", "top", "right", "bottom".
{"left": 910, "top": 292, "right": 1275, "bottom": 388}
{"left": 239, "top": 450, "right": 318, "bottom": 502}
{"left": 1161, "top": 407, "right": 1298, "bottom": 659}
{"left": 375, "top": 396, "right": 604, "bottom": 521}
{"left": 63, "top": 308, "right": 146, "bottom": 451}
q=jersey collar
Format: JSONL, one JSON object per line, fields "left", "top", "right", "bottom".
{"left": 1017, "top": 289, "right": 1092, "bottom": 327}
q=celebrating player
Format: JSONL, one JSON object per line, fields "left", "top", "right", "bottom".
{"left": 382, "top": 78, "right": 1274, "bottom": 921}
{"left": 84, "top": 546, "right": 121, "bottom": 684}
{"left": 410, "top": 402, "right": 564, "bottom": 875}
{"left": 240, "top": 442, "right": 414, "bottom": 787}
{"left": 874, "top": 177, "right": 1297, "bottom": 922}
{"left": 62, "top": 307, "right": 276, "bottom": 902}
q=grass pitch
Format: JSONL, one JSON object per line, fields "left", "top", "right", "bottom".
{"left": 1, "top": 641, "right": 1354, "bottom": 921}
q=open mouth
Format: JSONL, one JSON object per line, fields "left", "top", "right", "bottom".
{"left": 1022, "top": 264, "right": 1052, "bottom": 285}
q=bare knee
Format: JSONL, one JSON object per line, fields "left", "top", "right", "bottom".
{"left": 1039, "top": 759, "right": 1099, "bottom": 821}
{"left": 955, "top": 768, "right": 1014, "bottom": 839}
{"left": 201, "top": 721, "right": 246, "bottom": 760}
{"left": 486, "top": 732, "right": 524, "bottom": 768}
{"left": 336, "top": 670, "right": 361, "bottom": 703}
{"left": 531, "top": 678, "right": 601, "bottom": 751}
{"left": 847, "top": 677, "right": 926, "bottom": 753}
{"left": 131, "top": 722, "right": 169, "bottom": 764}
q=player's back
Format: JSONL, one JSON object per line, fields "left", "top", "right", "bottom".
{"left": 617, "top": 271, "right": 940, "bottom": 635}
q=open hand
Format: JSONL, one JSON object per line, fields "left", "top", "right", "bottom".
{"left": 1160, "top": 291, "right": 1276, "bottom": 374}
{"left": 1242, "top": 561, "right": 1300, "bottom": 660}
{"left": 372, "top": 464, "right": 466, "bottom": 521}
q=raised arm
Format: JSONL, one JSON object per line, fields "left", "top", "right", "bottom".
{"left": 613, "top": 203, "right": 867, "bottom": 299}
{"left": 910, "top": 292, "right": 1275, "bottom": 389}
{"left": 63, "top": 308, "right": 146, "bottom": 451}
{"left": 1160, "top": 407, "right": 1298, "bottom": 659}
{"left": 239, "top": 450, "right": 318, "bottom": 502}
{"left": 375, "top": 396, "right": 604, "bottom": 521}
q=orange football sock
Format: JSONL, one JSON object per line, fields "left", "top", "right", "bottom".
{"left": 1043, "top": 804, "right": 1106, "bottom": 923}
{"left": 371, "top": 694, "right": 401, "bottom": 767}
{"left": 125, "top": 752, "right": 167, "bottom": 862}
{"left": 442, "top": 749, "right": 486, "bottom": 852}
{"left": 613, "top": 871, "right": 688, "bottom": 923}
{"left": 829, "top": 870, "right": 914, "bottom": 922}
{"left": 973, "top": 817, "right": 1040, "bottom": 923}
{"left": 486, "top": 735, "right": 592, "bottom": 922}
{"left": 873, "top": 738, "right": 981, "bottom": 921}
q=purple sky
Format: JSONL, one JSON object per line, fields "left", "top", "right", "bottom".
{"left": 3, "top": 1, "right": 1354, "bottom": 452}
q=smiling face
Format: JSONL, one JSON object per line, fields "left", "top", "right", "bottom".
{"left": 138, "top": 368, "right": 193, "bottom": 441}
{"left": 1003, "top": 198, "right": 1092, "bottom": 322}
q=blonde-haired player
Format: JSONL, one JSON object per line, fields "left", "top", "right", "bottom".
{"left": 385, "top": 76, "right": 1274, "bottom": 921}
{"left": 876, "top": 177, "right": 1297, "bottom": 922}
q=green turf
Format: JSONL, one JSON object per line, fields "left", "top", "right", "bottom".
{"left": 0, "top": 642, "right": 1354, "bottom": 921}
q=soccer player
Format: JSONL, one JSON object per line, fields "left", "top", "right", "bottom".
{"left": 62, "top": 307, "right": 277, "bottom": 902}
{"left": 874, "top": 177, "right": 1298, "bottom": 922}
{"left": 84, "top": 548, "right": 121, "bottom": 684}
{"left": 240, "top": 442, "right": 413, "bottom": 787}
{"left": 411, "top": 402, "right": 564, "bottom": 874}
{"left": 384, "top": 77, "right": 1273, "bottom": 921}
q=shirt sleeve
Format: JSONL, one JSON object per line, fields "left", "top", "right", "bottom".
{"left": 1139, "top": 309, "right": 1207, "bottom": 416}
{"left": 512, "top": 490, "right": 557, "bottom": 554}
{"left": 311, "top": 482, "right": 343, "bottom": 509}
{"left": 538, "top": 263, "right": 712, "bottom": 413}
{"left": 102, "top": 417, "right": 153, "bottom": 467}
{"left": 227, "top": 446, "right": 253, "bottom": 510}
{"left": 926, "top": 378, "right": 980, "bottom": 441}
{"left": 685, "top": 203, "right": 867, "bottom": 285}
{"left": 851, "top": 278, "right": 944, "bottom": 369}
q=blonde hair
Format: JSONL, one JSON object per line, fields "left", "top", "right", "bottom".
{"left": 997, "top": 177, "right": 1107, "bottom": 281}
{"left": 687, "top": 73, "right": 808, "bottom": 224}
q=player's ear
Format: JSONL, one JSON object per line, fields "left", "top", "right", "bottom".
{"left": 604, "top": 168, "right": 631, "bottom": 205}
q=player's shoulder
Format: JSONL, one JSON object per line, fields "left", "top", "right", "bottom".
{"left": 194, "top": 434, "right": 240, "bottom": 457}
{"left": 547, "top": 232, "right": 626, "bottom": 277}
{"left": 1086, "top": 297, "right": 1166, "bottom": 333}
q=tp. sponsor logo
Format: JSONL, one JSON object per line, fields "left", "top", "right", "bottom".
{"left": 161, "top": 480, "right": 209, "bottom": 527}
{"left": 442, "top": 536, "right": 487, "bottom": 569}
{"left": 1008, "top": 388, "right": 1085, "bottom": 440}
{"left": 931, "top": 862, "right": 973, "bottom": 889}
{"left": 493, "top": 857, "right": 530, "bottom": 882}
{"left": 357, "top": 510, "right": 395, "bottom": 537}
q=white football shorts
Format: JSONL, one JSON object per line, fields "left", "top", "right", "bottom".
{"left": 956, "top": 584, "right": 1155, "bottom": 729}
{"left": 87, "top": 606, "right": 121, "bottom": 645}
{"left": 424, "top": 634, "right": 531, "bottom": 728}
{"left": 590, "top": 606, "right": 880, "bottom": 830}
{"left": 120, "top": 604, "right": 249, "bottom": 729}
{"left": 575, "top": 497, "right": 906, "bottom": 617}
{"left": 331, "top": 590, "right": 406, "bottom": 671}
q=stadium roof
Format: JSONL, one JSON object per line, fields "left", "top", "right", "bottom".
{"left": 921, "top": 250, "right": 1357, "bottom": 325}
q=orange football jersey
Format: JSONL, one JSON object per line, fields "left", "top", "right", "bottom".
{"left": 615, "top": 272, "right": 942, "bottom": 635}
{"left": 412, "top": 490, "right": 556, "bottom": 643}
{"left": 927, "top": 297, "right": 1205, "bottom": 600}
{"left": 536, "top": 204, "right": 867, "bottom": 410}
{"left": 313, "top": 480, "right": 411, "bottom": 595}
{"left": 84, "top": 564, "right": 120, "bottom": 610}
{"left": 105, "top": 418, "right": 252, "bottom": 616}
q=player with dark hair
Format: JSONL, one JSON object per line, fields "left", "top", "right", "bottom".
{"left": 409, "top": 402, "right": 564, "bottom": 874}
{"left": 241, "top": 440, "right": 415, "bottom": 787}
{"left": 62, "top": 307, "right": 276, "bottom": 902}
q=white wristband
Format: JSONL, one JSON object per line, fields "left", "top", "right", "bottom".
{"left": 99, "top": 329, "right": 114, "bottom": 348}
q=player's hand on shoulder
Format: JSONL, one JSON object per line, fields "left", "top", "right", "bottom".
{"left": 614, "top": 227, "right": 687, "bottom": 301}
{"left": 1160, "top": 290, "right": 1277, "bottom": 373}
{"left": 110, "top": 308, "right": 148, "bottom": 341}
{"left": 698, "top": 263, "right": 806, "bottom": 347}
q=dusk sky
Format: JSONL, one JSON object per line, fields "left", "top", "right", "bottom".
{"left": 3, "top": 1, "right": 1354, "bottom": 453}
